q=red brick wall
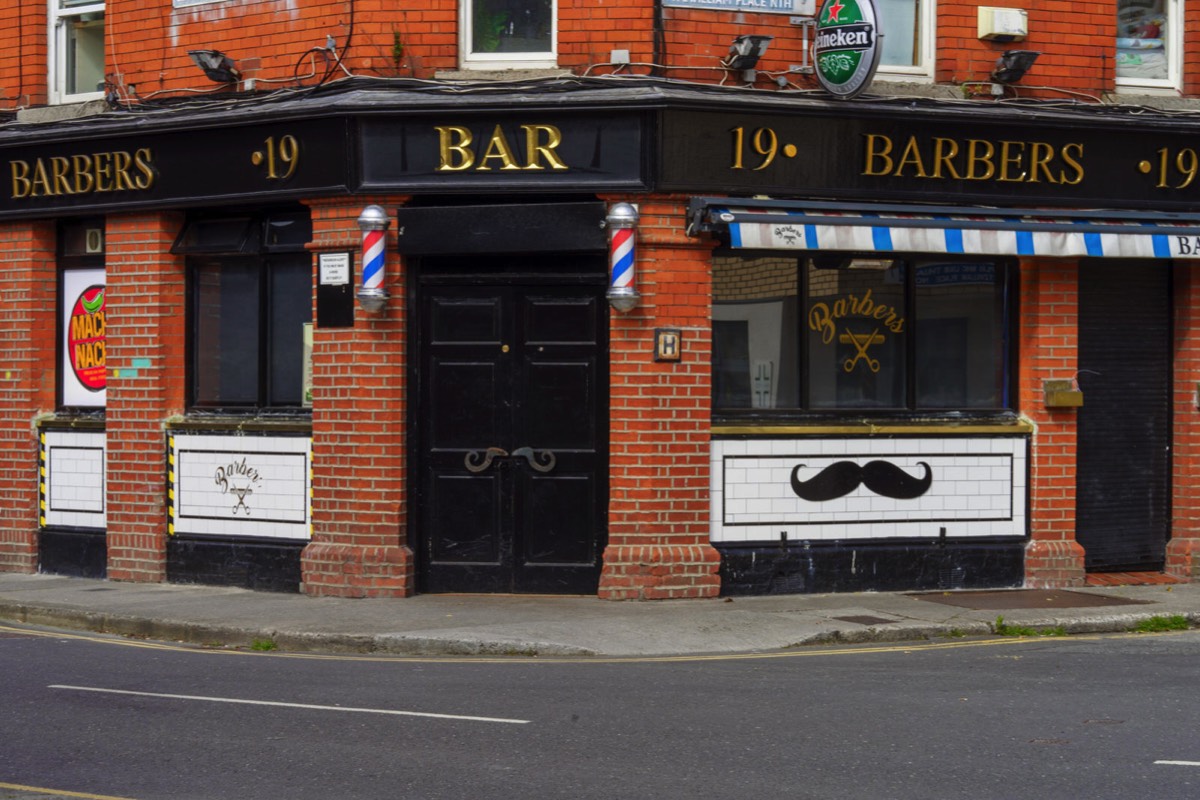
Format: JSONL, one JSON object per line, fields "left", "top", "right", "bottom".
{"left": 5, "top": 0, "right": 1200, "bottom": 106}
{"left": 937, "top": 2, "right": 1115, "bottom": 95}
{"left": 1017, "top": 257, "right": 1085, "bottom": 587}
{"left": 1168, "top": 261, "right": 1200, "bottom": 578}
{"left": 599, "top": 196, "right": 721, "bottom": 600}
{"left": 0, "top": 221, "right": 56, "bottom": 572}
{"left": 0, "top": 3, "right": 49, "bottom": 107}
{"left": 300, "top": 197, "right": 413, "bottom": 598}
{"left": 104, "top": 212, "right": 186, "bottom": 583}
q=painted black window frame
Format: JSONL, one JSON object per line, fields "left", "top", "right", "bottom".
{"left": 711, "top": 249, "right": 1019, "bottom": 422}
{"left": 177, "top": 208, "right": 313, "bottom": 413}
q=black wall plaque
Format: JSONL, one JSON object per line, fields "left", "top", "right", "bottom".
{"left": 393, "top": 202, "right": 607, "bottom": 254}
{"left": 316, "top": 252, "right": 356, "bottom": 328}
{"left": 0, "top": 117, "right": 351, "bottom": 219}
{"left": 660, "top": 107, "right": 1200, "bottom": 211}
{"left": 359, "top": 112, "right": 648, "bottom": 193}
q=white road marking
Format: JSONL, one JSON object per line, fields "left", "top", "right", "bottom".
{"left": 1155, "top": 760, "right": 1200, "bottom": 767}
{"left": 49, "top": 684, "right": 530, "bottom": 725}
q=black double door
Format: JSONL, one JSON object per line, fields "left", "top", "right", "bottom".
{"left": 1076, "top": 260, "right": 1172, "bottom": 572}
{"left": 416, "top": 267, "right": 608, "bottom": 593}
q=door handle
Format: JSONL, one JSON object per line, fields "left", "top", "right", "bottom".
{"left": 511, "top": 446, "right": 556, "bottom": 473}
{"left": 464, "top": 447, "right": 508, "bottom": 473}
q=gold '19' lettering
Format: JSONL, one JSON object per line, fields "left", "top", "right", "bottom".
{"left": 11, "top": 148, "right": 156, "bottom": 200}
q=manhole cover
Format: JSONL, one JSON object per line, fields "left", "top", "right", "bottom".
{"left": 908, "top": 589, "right": 1153, "bottom": 610}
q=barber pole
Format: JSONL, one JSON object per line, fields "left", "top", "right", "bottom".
{"left": 605, "top": 202, "right": 640, "bottom": 312}
{"left": 356, "top": 205, "right": 391, "bottom": 312}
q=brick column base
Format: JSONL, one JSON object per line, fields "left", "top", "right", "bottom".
{"left": 0, "top": 536, "right": 36, "bottom": 574}
{"left": 598, "top": 544, "right": 721, "bottom": 600}
{"left": 1166, "top": 538, "right": 1200, "bottom": 581}
{"left": 300, "top": 543, "right": 414, "bottom": 598}
{"left": 1023, "top": 539, "right": 1085, "bottom": 588}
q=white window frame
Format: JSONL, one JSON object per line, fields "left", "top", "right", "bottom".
{"left": 1115, "top": 0, "right": 1183, "bottom": 94}
{"left": 49, "top": 0, "right": 106, "bottom": 105}
{"left": 874, "top": 0, "right": 935, "bottom": 81}
{"left": 460, "top": 0, "right": 557, "bottom": 70}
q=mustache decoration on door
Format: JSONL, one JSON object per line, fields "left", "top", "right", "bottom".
{"left": 790, "top": 460, "right": 933, "bottom": 502}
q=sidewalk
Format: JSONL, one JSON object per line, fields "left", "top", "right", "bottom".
{"left": 0, "top": 572, "right": 1196, "bottom": 657}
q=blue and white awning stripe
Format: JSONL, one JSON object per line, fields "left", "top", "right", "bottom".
{"left": 692, "top": 200, "right": 1200, "bottom": 259}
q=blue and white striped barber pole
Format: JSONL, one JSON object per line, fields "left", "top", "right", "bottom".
{"left": 606, "top": 202, "right": 640, "bottom": 312}
{"left": 723, "top": 208, "right": 1200, "bottom": 259}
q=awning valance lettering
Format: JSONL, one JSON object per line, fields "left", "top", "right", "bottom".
{"left": 687, "top": 198, "right": 1200, "bottom": 259}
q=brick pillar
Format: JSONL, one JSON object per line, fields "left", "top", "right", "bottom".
{"left": 105, "top": 212, "right": 186, "bottom": 583}
{"left": 0, "top": 221, "right": 56, "bottom": 573}
{"left": 300, "top": 197, "right": 413, "bottom": 598}
{"left": 1018, "top": 258, "right": 1085, "bottom": 587}
{"left": 1168, "top": 261, "right": 1200, "bottom": 579}
{"left": 598, "top": 196, "right": 721, "bottom": 600}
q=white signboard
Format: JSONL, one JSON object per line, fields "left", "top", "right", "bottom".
{"left": 61, "top": 268, "right": 106, "bottom": 408}
{"left": 663, "top": 0, "right": 816, "bottom": 15}
{"left": 711, "top": 436, "right": 1028, "bottom": 542}
{"left": 170, "top": 432, "right": 312, "bottom": 540}
{"left": 40, "top": 429, "right": 106, "bottom": 530}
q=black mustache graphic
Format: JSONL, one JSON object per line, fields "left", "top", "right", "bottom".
{"left": 790, "top": 460, "right": 933, "bottom": 502}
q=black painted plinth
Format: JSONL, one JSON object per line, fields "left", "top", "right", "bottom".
{"left": 39, "top": 529, "right": 107, "bottom": 579}
{"left": 718, "top": 540, "right": 1025, "bottom": 596}
{"left": 166, "top": 537, "right": 304, "bottom": 594}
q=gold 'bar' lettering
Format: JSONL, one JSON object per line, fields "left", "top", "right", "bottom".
{"left": 522, "top": 125, "right": 568, "bottom": 170}
{"left": 436, "top": 126, "right": 475, "bottom": 172}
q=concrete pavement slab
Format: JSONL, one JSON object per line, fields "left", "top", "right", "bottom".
{"left": 0, "top": 572, "right": 1197, "bottom": 657}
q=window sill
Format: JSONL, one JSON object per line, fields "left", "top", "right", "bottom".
{"left": 17, "top": 100, "right": 107, "bottom": 124}
{"left": 37, "top": 413, "right": 106, "bottom": 431}
{"left": 712, "top": 417, "right": 1033, "bottom": 436}
{"left": 166, "top": 413, "right": 312, "bottom": 435}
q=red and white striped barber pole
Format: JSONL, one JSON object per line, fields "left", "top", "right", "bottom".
{"left": 605, "top": 202, "right": 640, "bottom": 312}
{"left": 356, "top": 205, "right": 390, "bottom": 313}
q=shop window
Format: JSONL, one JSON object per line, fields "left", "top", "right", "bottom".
{"left": 175, "top": 211, "right": 312, "bottom": 410}
{"left": 1116, "top": 0, "right": 1181, "bottom": 91}
{"left": 50, "top": 0, "right": 105, "bottom": 104}
{"left": 712, "top": 254, "right": 1012, "bottom": 416}
{"left": 876, "top": 0, "right": 933, "bottom": 79}
{"left": 59, "top": 218, "right": 106, "bottom": 409}
{"left": 462, "top": 0, "right": 556, "bottom": 69}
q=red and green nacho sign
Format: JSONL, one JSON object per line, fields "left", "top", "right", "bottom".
{"left": 67, "top": 284, "right": 106, "bottom": 392}
{"left": 814, "top": 0, "right": 881, "bottom": 98}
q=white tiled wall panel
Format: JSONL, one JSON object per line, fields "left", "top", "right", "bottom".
{"left": 171, "top": 433, "right": 311, "bottom": 541}
{"left": 711, "top": 436, "right": 1029, "bottom": 543}
{"left": 42, "top": 430, "right": 106, "bottom": 530}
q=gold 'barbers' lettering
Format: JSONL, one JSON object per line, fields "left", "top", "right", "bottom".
{"left": 10, "top": 147, "right": 156, "bottom": 200}
{"left": 860, "top": 134, "right": 1085, "bottom": 186}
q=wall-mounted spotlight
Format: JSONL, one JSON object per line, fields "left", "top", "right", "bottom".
{"left": 605, "top": 202, "right": 640, "bottom": 313}
{"left": 990, "top": 49, "right": 1040, "bottom": 84}
{"left": 725, "top": 35, "right": 773, "bottom": 83}
{"left": 188, "top": 50, "right": 241, "bottom": 83}
{"left": 356, "top": 205, "right": 391, "bottom": 314}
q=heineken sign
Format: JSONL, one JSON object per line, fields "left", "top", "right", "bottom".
{"left": 813, "top": 0, "right": 881, "bottom": 98}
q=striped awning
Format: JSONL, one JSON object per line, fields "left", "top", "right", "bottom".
{"left": 687, "top": 198, "right": 1200, "bottom": 259}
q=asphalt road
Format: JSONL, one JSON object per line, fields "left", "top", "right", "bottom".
{"left": 2, "top": 625, "right": 1199, "bottom": 799}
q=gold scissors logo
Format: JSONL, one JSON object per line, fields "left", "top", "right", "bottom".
{"left": 839, "top": 328, "right": 885, "bottom": 373}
